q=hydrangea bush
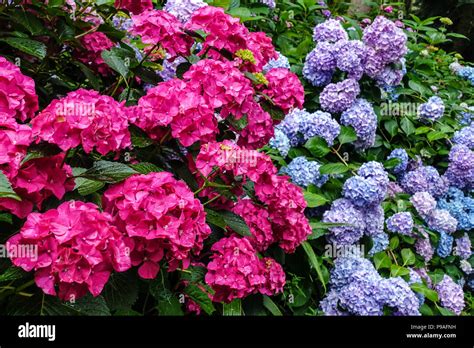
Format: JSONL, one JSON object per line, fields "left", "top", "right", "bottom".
{"left": 0, "top": 0, "right": 472, "bottom": 317}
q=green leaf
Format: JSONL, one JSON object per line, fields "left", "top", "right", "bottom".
{"left": 301, "top": 241, "right": 326, "bottom": 292}
{"left": 0, "top": 171, "right": 21, "bottom": 201}
{"left": 0, "top": 266, "right": 26, "bottom": 283}
{"left": 205, "top": 209, "right": 227, "bottom": 229}
{"left": 103, "top": 272, "right": 139, "bottom": 311}
{"left": 408, "top": 80, "right": 427, "bottom": 96}
{"left": 438, "top": 306, "right": 455, "bottom": 316}
{"left": 183, "top": 284, "right": 215, "bottom": 315}
{"left": 384, "top": 157, "right": 402, "bottom": 170}
{"left": 319, "top": 163, "right": 349, "bottom": 175}
{"left": 262, "top": 295, "right": 283, "bottom": 316}
{"left": 390, "top": 264, "right": 410, "bottom": 277}
{"left": 101, "top": 48, "right": 136, "bottom": 79}
{"left": 129, "top": 125, "right": 154, "bottom": 148}
{"left": 427, "top": 131, "right": 447, "bottom": 142}
{"left": 223, "top": 299, "right": 242, "bottom": 316}
{"left": 410, "top": 283, "right": 439, "bottom": 302}
{"left": 400, "top": 117, "right": 415, "bottom": 136}
{"left": 419, "top": 303, "right": 434, "bottom": 315}
{"left": 8, "top": 10, "right": 47, "bottom": 35}
{"left": 43, "top": 295, "right": 111, "bottom": 316}
{"left": 217, "top": 210, "right": 251, "bottom": 237}
{"left": 303, "top": 192, "right": 328, "bottom": 208}
{"left": 129, "top": 162, "right": 163, "bottom": 174}
{"left": 304, "top": 137, "right": 330, "bottom": 157}
{"left": 0, "top": 213, "right": 13, "bottom": 224}
{"left": 338, "top": 126, "right": 357, "bottom": 145}
{"left": 78, "top": 161, "right": 138, "bottom": 183}
{"left": 373, "top": 252, "right": 392, "bottom": 270}
{"left": 384, "top": 119, "right": 398, "bottom": 137}
{"left": 0, "top": 38, "right": 47, "bottom": 59}
{"left": 389, "top": 236, "right": 399, "bottom": 250}
{"left": 73, "top": 167, "right": 105, "bottom": 196}
{"left": 401, "top": 248, "right": 416, "bottom": 266}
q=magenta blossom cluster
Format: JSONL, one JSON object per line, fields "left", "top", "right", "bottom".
{"left": 77, "top": 32, "right": 116, "bottom": 76}
{"left": 7, "top": 201, "right": 131, "bottom": 301}
{"left": 114, "top": 0, "right": 152, "bottom": 15}
{"left": 103, "top": 172, "right": 211, "bottom": 279}
{"left": 32, "top": 89, "right": 131, "bottom": 155}
{"left": 0, "top": 56, "right": 38, "bottom": 122}
{"left": 205, "top": 236, "right": 285, "bottom": 303}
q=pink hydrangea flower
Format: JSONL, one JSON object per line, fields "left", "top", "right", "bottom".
{"left": 103, "top": 172, "right": 211, "bottom": 278}
{"left": 77, "top": 32, "right": 115, "bottom": 76}
{"left": 236, "top": 102, "right": 274, "bottom": 150}
{"left": 185, "top": 6, "right": 249, "bottom": 55}
{"left": 131, "top": 9, "right": 193, "bottom": 57}
{"left": 7, "top": 201, "right": 131, "bottom": 301}
{"left": 205, "top": 236, "right": 285, "bottom": 303}
{"left": 245, "top": 32, "right": 278, "bottom": 72}
{"left": 114, "top": 0, "right": 153, "bottom": 14}
{"left": 0, "top": 56, "right": 38, "bottom": 122}
{"left": 232, "top": 199, "right": 275, "bottom": 251}
{"left": 184, "top": 59, "right": 255, "bottom": 118}
{"left": 32, "top": 89, "right": 131, "bottom": 155}
{"left": 261, "top": 68, "right": 304, "bottom": 113}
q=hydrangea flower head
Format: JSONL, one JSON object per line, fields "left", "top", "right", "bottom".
{"left": 340, "top": 98, "right": 377, "bottom": 149}
{"left": 114, "top": 0, "right": 152, "bottom": 14}
{"left": 322, "top": 199, "right": 366, "bottom": 245}
{"left": 261, "top": 68, "right": 304, "bottom": 113}
{"left": 163, "top": 0, "right": 207, "bottom": 23}
{"left": 410, "top": 191, "right": 437, "bottom": 218}
{"left": 281, "top": 156, "right": 328, "bottom": 188}
{"left": 320, "top": 79, "right": 360, "bottom": 113}
{"left": 417, "top": 96, "right": 445, "bottom": 122}
{"left": 436, "top": 231, "right": 454, "bottom": 258}
{"left": 387, "top": 148, "right": 408, "bottom": 174}
{"left": 313, "top": 19, "right": 348, "bottom": 43}
{"left": 435, "top": 275, "right": 465, "bottom": 315}
{"left": 386, "top": 212, "right": 414, "bottom": 236}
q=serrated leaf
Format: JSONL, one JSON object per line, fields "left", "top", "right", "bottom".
{"left": 427, "top": 131, "right": 447, "bottom": 142}
{"left": 77, "top": 161, "right": 138, "bottom": 183}
{"left": 401, "top": 248, "right": 416, "bottom": 266}
{"left": 103, "top": 272, "right": 139, "bottom": 311}
{"left": 101, "top": 48, "right": 135, "bottom": 78}
{"left": 0, "top": 38, "right": 47, "bottom": 59}
{"left": 262, "top": 295, "right": 283, "bottom": 316}
{"left": 374, "top": 252, "right": 391, "bottom": 270}
{"left": 0, "top": 266, "right": 26, "bottom": 283}
{"left": 338, "top": 126, "right": 357, "bottom": 145}
{"left": 218, "top": 210, "right": 251, "bottom": 236}
{"left": 0, "top": 171, "right": 21, "bottom": 201}
{"left": 304, "top": 192, "right": 328, "bottom": 208}
{"left": 205, "top": 209, "right": 227, "bottom": 229}
{"left": 400, "top": 117, "right": 415, "bottom": 136}
{"left": 319, "top": 163, "right": 349, "bottom": 175}
{"left": 304, "top": 137, "right": 330, "bottom": 157}
{"left": 183, "top": 284, "right": 215, "bottom": 315}
{"left": 410, "top": 283, "right": 439, "bottom": 302}
{"left": 129, "top": 162, "right": 163, "bottom": 174}
{"left": 390, "top": 264, "right": 410, "bottom": 277}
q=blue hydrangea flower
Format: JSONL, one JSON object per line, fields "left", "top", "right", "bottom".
{"left": 343, "top": 176, "right": 386, "bottom": 207}
{"left": 437, "top": 187, "right": 474, "bottom": 231}
{"left": 358, "top": 161, "right": 390, "bottom": 189}
{"left": 387, "top": 148, "right": 408, "bottom": 175}
{"left": 457, "top": 66, "right": 474, "bottom": 85}
{"left": 400, "top": 165, "right": 448, "bottom": 198}
{"left": 275, "top": 108, "right": 308, "bottom": 146}
{"left": 452, "top": 124, "right": 474, "bottom": 149}
{"left": 363, "top": 204, "right": 385, "bottom": 236}
{"left": 437, "top": 231, "right": 454, "bottom": 258}
{"left": 369, "top": 232, "right": 389, "bottom": 255}
{"left": 386, "top": 212, "right": 414, "bottom": 236}
{"left": 164, "top": 0, "right": 208, "bottom": 23}
{"left": 269, "top": 129, "right": 290, "bottom": 157}
{"left": 263, "top": 52, "right": 291, "bottom": 73}
{"left": 418, "top": 96, "right": 445, "bottom": 122}
{"left": 445, "top": 144, "right": 474, "bottom": 190}
{"left": 323, "top": 198, "right": 366, "bottom": 245}
{"left": 415, "top": 234, "right": 434, "bottom": 261}
{"left": 280, "top": 156, "right": 328, "bottom": 188}
{"left": 299, "top": 111, "right": 341, "bottom": 146}
{"left": 340, "top": 98, "right": 377, "bottom": 149}
{"left": 375, "top": 277, "right": 421, "bottom": 315}
{"left": 303, "top": 44, "right": 335, "bottom": 87}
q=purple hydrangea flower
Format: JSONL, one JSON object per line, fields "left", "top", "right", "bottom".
{"left": 164, "top": 0, "right": 208, "bottom": 23}
{"left": 376, "top": 59, "right": 406, "bottom": 87}
{"left": 387, "top": 148, "right": 408, "bottom": 174}
{"left": 386, "top": 212, "right": 414, "bottom": 236}
{"left": 340, "top": 98, "right": 377, "bottom": 149}
{"left": 329, "top": 256, "right": 380, "bottom": 291}
{"left": 387, "top": 182, "right": 404, "bottom": 198}
{"left": 313, "top": 19, "right": 348, "bottom": 43}
{"left": 415, "top": 235, "right": 434, "bottom": 261}
{"left": 300, "top": 111, "right": 341, "bottom": 146}
{"left": 435, "top": 275, "right": 465, "bottom": 315}
{"left": 454, "top": 233, "right": 472, "bottom": 260}
{"left": 269, "top": 129, "right": 290, "bottom": 157}
{"left": 303, "top": 43, "right": 335, "bottom": 87}
{"left": 281, "top": 156, "right": 328, "bottom": 188}
{"left": 323, "top": 198, "right": 366, "bottom": 245}
{"left": 320, "top": 79, "right": 360, "bottom": 113}
{"left": 337, "top": 280, "right": 384, "bottom": 315}
{"left": 452, "top": 124, "right": 474, "bottom": 149}
{"left": 364, "top": 46, "right": 385, "bottom": 78}
{"left": 263, "top": 52, "right": 291, "bottom": 73}
{"left": 333, "top": 40, "right": 367, "bottom": 80}
{"left": 410, "top": 191, "right": 437, "bottom": 218}
{"left": 363, "top": 204, "right": 385, "bottom": 236}
{"left": 415, "top": 267, "right": 433, "bottom": 288}
{"left": 417, "top": 96, "right": 445, "bottom": 122}
{"left": 436, "top": 231, "right": 454, "bottom": 258}
{"left": 445, "top": 144, "right": 474, "bottom": 189}
{"left": 362, "top": 16, "right": 407, "bottom": 65}
{"left": 358, "top": 161, "right": 390, "bottom": 189}
{"left": 400, "top": 166, "right": 449, "bottom": 198}
{"left": 428, "top": 209, "right": 458, "bottom": 234}
{"left": 259, "top": 0, "right": 276, "bottom": 8}
{"left": 375, "top": 277, "right": 421, "bottom": 315}
{"left": 158, "top": 56, "right": 186, "bottom": 81}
